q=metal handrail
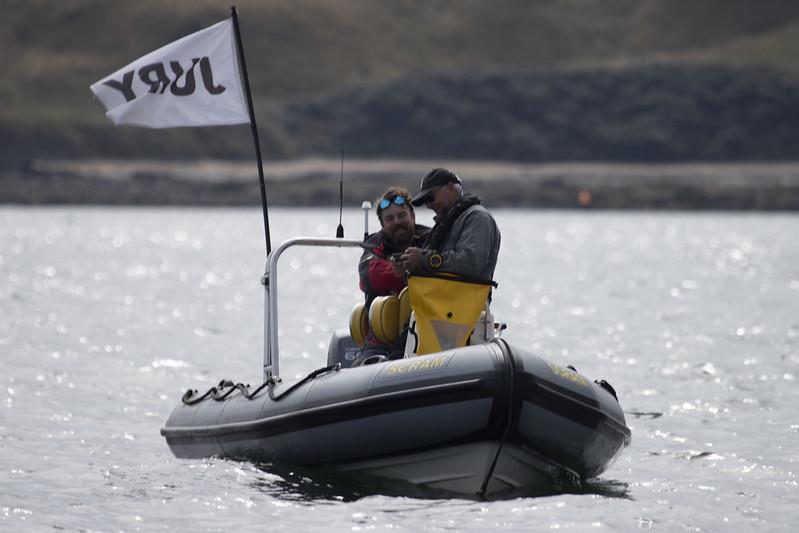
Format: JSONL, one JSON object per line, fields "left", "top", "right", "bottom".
{"left": 262, "top": 237, "right": 364, "bottom": 381}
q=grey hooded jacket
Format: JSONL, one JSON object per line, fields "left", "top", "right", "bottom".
{"left": 415, "top": 198, "right": 500, "bottom": 281}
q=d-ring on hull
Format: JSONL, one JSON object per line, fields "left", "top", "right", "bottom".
{"left": 161, "top": 339, "right": 630, "bottom": 497}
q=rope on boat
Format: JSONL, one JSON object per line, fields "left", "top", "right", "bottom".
{"left": 181, "top": 363, "right": 342, "bottom": 405}
{"left": 268, "top": 363, "right": 341, "bottom": 401}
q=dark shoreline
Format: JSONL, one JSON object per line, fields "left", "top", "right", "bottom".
{"left": 3, "top": 159, "right": 799, "bottom": 210}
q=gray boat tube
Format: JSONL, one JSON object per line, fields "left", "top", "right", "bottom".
{"left": 161, "top": 236, "right": 631, "bottom": 496}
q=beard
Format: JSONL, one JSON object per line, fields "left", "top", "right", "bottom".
{"left": 386, "top": 223, "right": 414, "bottom": 246}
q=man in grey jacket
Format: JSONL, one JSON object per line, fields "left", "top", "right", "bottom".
{"left": 400, "top": 168, "right": 500, "bottom": 281}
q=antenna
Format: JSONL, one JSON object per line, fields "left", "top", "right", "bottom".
{"left": 361, "top": 201, "right": 372, "bottom": 240}
{"left": 336, "top": 151, "right": 344, "bottom": 238}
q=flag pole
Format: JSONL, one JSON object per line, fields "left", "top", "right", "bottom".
{"left": 230, "top": 5, "right": 272, "bottom": 255}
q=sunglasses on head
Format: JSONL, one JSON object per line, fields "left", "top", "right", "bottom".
{"left": 379, "top": 195, "right": 407, "bottom": 210}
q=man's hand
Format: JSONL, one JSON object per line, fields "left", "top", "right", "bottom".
{"left": 389, "top": 255, "right": 405, "bottom": 276}
{"left": 401, "top": 247, "right": 424, "bottom": 271}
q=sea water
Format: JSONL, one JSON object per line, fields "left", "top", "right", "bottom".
{"left": 1, "top": 206, "right": 797, "bottom": 531}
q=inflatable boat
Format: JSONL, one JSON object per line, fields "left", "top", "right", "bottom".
{"left": 161, "top": 237, "right": 631, "bottom": 497}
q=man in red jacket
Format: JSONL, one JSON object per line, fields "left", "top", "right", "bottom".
{"left": 356, "top": 186, "right": 429, "bottom": 361}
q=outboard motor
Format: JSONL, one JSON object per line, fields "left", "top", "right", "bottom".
{"left": 326, "top": 328, "right": 361, "bottom": 368}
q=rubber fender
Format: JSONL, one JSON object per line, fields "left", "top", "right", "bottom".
{"left": 369, "top": 295, "right": 400, "bottom": 345}
{"left": 397, "top": 287, "right": 411, "bottom": 331}
{"left": 349, "top": 302, "right": 368, "bottom": 347}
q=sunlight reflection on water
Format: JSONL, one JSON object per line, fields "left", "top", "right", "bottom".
{"left": 1, "top": 207, "right": 798, "bottom": 531}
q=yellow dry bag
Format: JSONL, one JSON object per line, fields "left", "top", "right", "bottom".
{"left": 408, "top": 273, "right": 493, "bottom": 355}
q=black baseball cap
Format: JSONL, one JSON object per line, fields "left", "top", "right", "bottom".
{"left": 411, "top": 168, "right": 462, "bottom": 206}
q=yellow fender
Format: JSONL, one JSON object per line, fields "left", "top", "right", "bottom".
{"left": 397, "top": 286, "right": 411, "bottom": 331}
{"left": 369, "top": 295, "right": 400, "bottom": 345}
{"left": 349, "top": 302, "right": 369, "bottom": 347}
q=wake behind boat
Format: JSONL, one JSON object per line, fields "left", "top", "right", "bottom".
{"left": 161, "top": 237, "right": 631, "bottom": 497}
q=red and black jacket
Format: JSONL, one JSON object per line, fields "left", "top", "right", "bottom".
{"left": 358, "top": 225, "right": 430, "bottom": 307}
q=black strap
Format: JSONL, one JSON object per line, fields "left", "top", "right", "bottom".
{"left": 409, "top": 271, "right": 498, "bottom": 288}
{"left": 478, "top": 339, "right": 517, "bottom": 497}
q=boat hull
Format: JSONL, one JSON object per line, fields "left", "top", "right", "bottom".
{"left": 161, "top": 339, "right": 630, "bottom": 496}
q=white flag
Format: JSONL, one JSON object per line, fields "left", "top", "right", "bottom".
{"left": 90, "top": 19, "right": 250, "bottom": 128}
